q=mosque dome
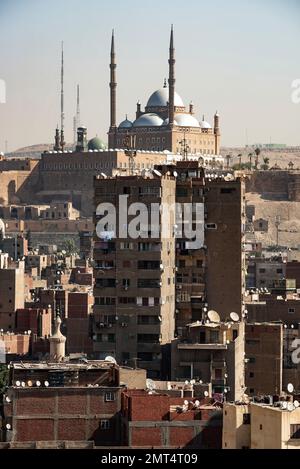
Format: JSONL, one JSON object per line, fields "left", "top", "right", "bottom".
{"left": 200, "top": 117, "right": 212, "bottom": 129}
{"left": 146, "top": 87, "right": 184, "bottom": 108}
{"left": 88, "top": 137, "right": 107, "bottom": 150}
{"left": 133, "top": 113, "right": 164, "bottom": 127}
{"left": 119, "top": 116, "right": 133, "bottom": 128}
{"left": 164, "top": 113, "right": 200, "bottom": 128}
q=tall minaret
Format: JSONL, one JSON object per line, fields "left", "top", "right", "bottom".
{"left": 49, "top": 315, "right": 66, "bottom": 362}
{"left": 60, "top": 41, "right": 65, "bottom": 151}
{"left": 168, "top": 25, "right": 175, "bottom": 126}
{"left": 110, "top": 29, "right": 117, "bottom": 129}
{"left": 214, "top": 111, "right": 221, "bottom": 155}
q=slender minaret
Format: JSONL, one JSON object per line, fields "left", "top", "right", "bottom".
{"left": 73, "top": 84, "right": 80, "bottom": 145}
{"left": 214, "top": 111, "right": 220, "bottom": 154}
{"left": 54, "top": 126, "right": 60, "bottom": 151}
{"left": 76, "top": 84, "right": 80, "bottom": 129}
{"left": 60, "top": 41, "right": 65, "bottom": 151}
{"left": 168, "top": 25, "right": 175, "bottom": 126}
{"left": 110, "top": 30, "right": 117, "bottom": 129}
{"left": 49, "top": 315, "right": 66, "bottom": 362}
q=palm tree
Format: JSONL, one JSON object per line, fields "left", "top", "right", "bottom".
{"left": 254, "top": 148, "right": 261, "bottom": 169}
{"left": 226, "top": 154, "right": 231, "bottom": 169}
{"left": 248, "top": 153, "right": 253, "bottom": 170}
{"left": 237, "top": 153, "right": 242, "bottom": 169}
{"left": 261, "top": 157, "right": 270, "bottom": 170}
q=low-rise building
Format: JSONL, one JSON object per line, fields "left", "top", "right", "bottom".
{"left": 223, "top": 401, "right": 300, "bottom": 449}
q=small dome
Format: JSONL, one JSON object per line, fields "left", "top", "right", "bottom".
{"left": 133, "top": 113, "right": 164, "bottom": 127}
{"left": 119, "top": 117, "right": 133, "bottom": 129}
{"left": 88, "top": 137, "right": 107, "bottom": 150}
{"left": 200, "top": 120, "right": 212, "bottom": 129}
{"left": 166, "top": 113, "right": 200, "bottom": 128}
{"left": 147, "top": 87, "right": 184, "bottom": 108}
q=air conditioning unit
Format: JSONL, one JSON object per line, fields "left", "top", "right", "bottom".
{"left": 99, "top": 322, "right": 105, "bottom": 328}
{"left": 176, "top": 285, "right": 182, "bottom": 290}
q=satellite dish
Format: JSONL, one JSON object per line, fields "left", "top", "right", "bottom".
{"left": 15, "top": 381, "right": 21, "bottom": 387}
{"left": 184, "top": 399, "right": 189, "bottom": 405}
{"left": 281, "top": 401, "right": 288, "bottom": 410}
{"left": 6, "top": 424, "right": 11, "bottom": 430}
{"left": 146, "top": 379, "right": 156, "bottom": 390}
{"left": 44, "top": 381, "right": 49, "bottom": 387}
{"left": 5, "top": 396, "right": 11, "bottom": 403}
{"left": 184, "top": 380, "right": 189, "bottom": 385}
{"left": 207, "top": 310, "right": 220, "bottom": 323}
{"left": 204, "top": 390, "right": 209, "bottom": 397}
{"left": 36, "top": 380, "right": 41, "bottom": 387}
{"left": 230, "top": 312, "right": 240, "bottom": 322}
{"left": 195, "top": 400, "right": 200, "bottom": 406}
{"left": 287, "top": 383, "right": 294, "bottom": 393}
{"left": 153, "top": 169, "right": 162, "bottom": 177}
{"left": 294, "top": 400, "right": 299, "bottom": 408}
{"left": 173, "top": 171, "right": 178, "bottom": 177}
{"left": 190, "top": 379, "right": 196, "bottom": 385}
{"left": 288, "top": 402, "right": 294, "bottom": 412}
{"left": 27, "top": 380, "right": 33, "bottom": 387}
{"left": 105, "top": 355, "right": 117, "bottom": 364}
{"left": 21, "top": 382, "right": 26, "bottom": 387}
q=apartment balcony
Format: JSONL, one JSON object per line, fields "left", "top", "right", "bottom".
{"left": 177, "top": 343, "right": 227, "bottom": 350}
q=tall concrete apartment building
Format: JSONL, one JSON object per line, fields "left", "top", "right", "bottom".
{"left": 93, "top": 173, "right": 176, "bottom": 378}
{"left": 0, "top": 266, "right": 25, "bottom": 330}
{"left": 93, "top": 164, "right": 245, "bottom": 378}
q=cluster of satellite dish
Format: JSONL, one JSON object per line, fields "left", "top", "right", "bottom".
{"left": 273, "top": 383, "right": 300, "bottom": 411}
{"left": 206, "top": 310, "right": 240, "bottom": 323}
{"left": 204, "top": 172, "right": 235, "bottom": 182}
{"left": 15, "top": 380, "right": 49, "bottom": 387}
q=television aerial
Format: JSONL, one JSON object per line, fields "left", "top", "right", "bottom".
{"left": 230, "top": 312, "right": 240, "bottom": 322}
{"left": 287, "top": 383, "right": 294, "bottom": 393}
{"left": 207, "top": 310, "right": 220, "bottom": 323}
{"left": 105, "top": 355, "right": 117, "bottom": 364}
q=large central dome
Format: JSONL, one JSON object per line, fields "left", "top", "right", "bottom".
{"left": 147, "top": 87, "right": 184, "bottom": 108}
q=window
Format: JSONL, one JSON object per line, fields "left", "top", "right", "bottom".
{"left": 221, "top": 187, "right": 236, "bottom": 194}
{"left": 105, "top": 392, "right": 115, "bottom": 402}
{"left": 259, "top": 268, "right": 266, "bottom": 273}
{"left": 205, "top": 223, "right": 217, "bottom": 230}
{"left": 290, "top": 424, "right": 300, "bottom": 439}
{"left": 248, "top": 357, "right": 256, "bottom": 363}
{"left": 100, "top": 419, "right": 110, "bottom": 430}
{"left": 243, "top": 413, "right": 251, "bottom": 425}
{"left": 276, "top": 268, "right": 283, "bottom": 274}
{"left": 259, "top": 424, "right": 263, "bottom": 430}
{"left": 249, "top": 372, "right": 254, "bottom": 378}
{"left": 288, "top": 308, "right": 295, "bottom": 314}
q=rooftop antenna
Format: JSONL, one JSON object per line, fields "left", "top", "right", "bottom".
{"left": 287, "top": 383, "right": 294, "bottom": 393}
{"left": 73, "top": 84, "right": 80, "bottom": 145}
{"left": 207, "top": 310, "right": 221, "bottom": 323}
{"left": 60, "top": 41, "right": 65, "bottom": 151}
{"left": 230, "top": 312, "right": 240, "bottom": 322}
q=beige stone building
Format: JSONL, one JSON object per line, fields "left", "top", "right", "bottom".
{"left": 223, "top": 402, "right": 300, "bottom": 449}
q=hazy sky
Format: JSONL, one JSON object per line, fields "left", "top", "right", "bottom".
{"left": 0, "top": 0, "right": 299, "bottom": 152}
